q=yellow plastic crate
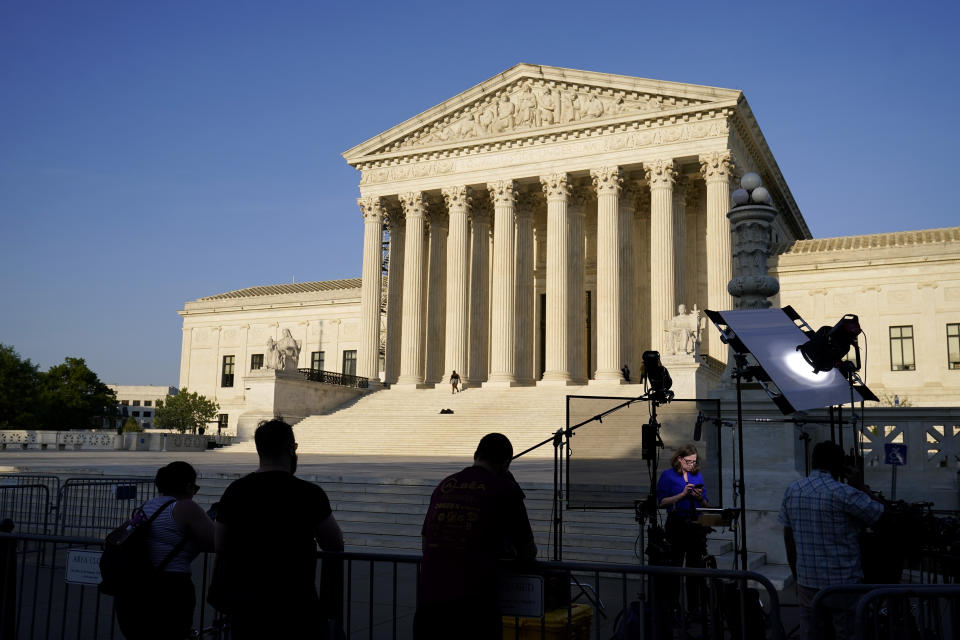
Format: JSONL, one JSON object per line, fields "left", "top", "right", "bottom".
{"left": 502, "top": 603, "right": 593, "bottom": 640}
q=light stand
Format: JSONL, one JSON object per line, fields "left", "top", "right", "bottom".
{"left": 704, "top": 306, "right": 878, "bottom": 573}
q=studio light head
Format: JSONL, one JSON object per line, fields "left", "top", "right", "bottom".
{"left": 641, "top": 350, "right": 674, "bottom": 402}
{"left": 797, "top": 314, "right": 862, "bottom": 374}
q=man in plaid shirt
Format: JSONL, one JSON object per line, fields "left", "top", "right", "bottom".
{"left": 779, "top": 441, "right": 884, "bottom": 640}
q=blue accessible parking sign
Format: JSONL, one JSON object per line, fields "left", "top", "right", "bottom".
{"left": 884, "top": 443, "right": 907, "bottom": 466}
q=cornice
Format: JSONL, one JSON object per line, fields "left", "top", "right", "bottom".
{"left": 729, "top": 97, "right": 811, "bottom": 241}
{"left": 773, "top": 226, "right": 960, "bottom": 255}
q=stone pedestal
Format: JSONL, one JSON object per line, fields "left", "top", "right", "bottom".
{"left": 237, "top": 369, "right": 364, "bottom": 442}
{"left": 660, "top": 355, "right": 723, "bottom": 400}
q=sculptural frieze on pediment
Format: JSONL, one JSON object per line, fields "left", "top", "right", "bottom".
{"left": 380, "top": 79, "right": 696, "bottom": 154}
{"left": 359, "top": 118, "right": 729, "bottom": 186}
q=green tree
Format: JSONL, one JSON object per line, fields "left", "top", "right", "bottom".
{"left": 154, "top": 388, "right": 219, "bottom": 434}
{"left": 37, "top": 357, "right": 117, "bottom": 430}
{"left": 121, "top": 416, "right": 142, "bottom": 432}
{"left": 0, "top": 344, "right": 41, "bottom": 427}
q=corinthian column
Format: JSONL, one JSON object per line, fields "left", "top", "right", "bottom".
{"left": 424, "top": 205, "right": 447, "bottom": 384}
{"left": 591, "top": 166, "right": 623, "bottom": 381}
{"left": 358, "top": 196, "right": 385, "bottom": 385}
{"left": 619, "top": 183, "right": 638, "bottom": 379}
{"left": 442, "top": 186, "right": 470, "bottom": 386}
{"left": 514, "top": 190, "right": 536, "bottom": 385}
{"left": 467, "top": 199, "right": 491, "bottom": 384}
{"left": 646, "top": 159, "right": 677, "bottom": 354}
{"left": 700, "top": 151, "right": 735, "bottom": 362}
{"left": 672, "top": 176, "right": 688, "bottom": 310}
{"left": 568, "top": 184, "right": 589, "bottom": 383}
{"left": 540, "top": 172, "right": 572, "bottom": 383}
{"left": 397, "top": 192, "right": 427, "bottom": 386}
{"left": 487, "top": 179, "right": 517, "bottom": 385}
{"left": 384, "top": 204, "right": 405, "bottom": 384}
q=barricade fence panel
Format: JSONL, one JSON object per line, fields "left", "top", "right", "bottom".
{"left": 2, "top": 532, "right": 794, "bottom": 639}
{"left": 56, "top": 478, "right": 158, "bottom": 538}
{"left": 566, "top": 396, "right": 722, "bottom": 509}
{"left": 0, "top": 474, "right": 60, "bottom": 535}
{"left": 812, "top": 584, "right": 960, "bottom": 640}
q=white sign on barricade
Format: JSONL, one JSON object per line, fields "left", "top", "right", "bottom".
{"left": 65, "top": 549, "right": 102, "bottom": 585}
{"left": 499, "top": 574, "right": 544, "bottom": 618}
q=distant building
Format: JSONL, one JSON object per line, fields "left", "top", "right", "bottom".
{"left": 107, "top": 385, "right": 178, "bottom": 429}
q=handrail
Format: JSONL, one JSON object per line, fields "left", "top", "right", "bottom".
{"left": 297, "top": 368, "right": 369, "bottom": 389}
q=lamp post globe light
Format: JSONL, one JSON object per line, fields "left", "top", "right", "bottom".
{"left": 727, "top": 172, "right": 780, "bottom": 310}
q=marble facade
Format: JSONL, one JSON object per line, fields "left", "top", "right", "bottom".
{"left": 344, "top": 64, "right": 808, "bottom": 389}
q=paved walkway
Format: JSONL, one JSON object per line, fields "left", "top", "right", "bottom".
{"left": 0, "top": 447, "right": 560, "bottom": 482}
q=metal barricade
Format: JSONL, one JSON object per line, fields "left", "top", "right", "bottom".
{"left": 1, "top": 532, "right": 790, "bottom": 640}
{"left": 0, "top": 485, "right": 51, "bottom": 536}
{"left": 56, "top": 478, "right": 157, "bottom": 538}
{"left": 812, "top": 583, "right": 960, "bottom": 640}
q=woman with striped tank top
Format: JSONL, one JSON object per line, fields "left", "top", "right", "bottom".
{"left": 115, "top": 461, "right": 214, "bottom": 639}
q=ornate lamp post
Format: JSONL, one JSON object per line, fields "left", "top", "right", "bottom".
{"left": 727, "top": 172, "right": 780, "bottom": 309}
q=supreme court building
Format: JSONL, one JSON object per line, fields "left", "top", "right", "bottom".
{"left": 347, "top": 64, "right": 808, "bottom": 389}
{"left": 179, "top": 65, "right": 959, "bottom": 435}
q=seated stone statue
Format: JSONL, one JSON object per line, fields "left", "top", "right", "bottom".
{"left": 668, "top": 304, "right": 702, "bottom": 355}
{"left": 276, "top": 329, "right": 301, "bottom": 371}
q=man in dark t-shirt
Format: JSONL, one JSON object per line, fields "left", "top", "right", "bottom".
{"left": 414, "top": 433, "right": 537, "bottom": 640}
{"left": 212, "top": 420, "right": 344, "bottom": 639}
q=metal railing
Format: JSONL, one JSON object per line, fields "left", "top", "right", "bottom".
{"left": 55, "top": 478, "right": 158, "bottom": 537}
{"left": 0, "top": 531, "right": 788, "bottom": 639}
{"left": 811, "top": 583, "right": 960, "bottom": 640}
{"left": 298, "top": 368, "right": 369, "bottom": 389}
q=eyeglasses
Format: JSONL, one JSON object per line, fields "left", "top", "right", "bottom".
{"left": 680, "top": 457, "right": 697, "bottom": 465}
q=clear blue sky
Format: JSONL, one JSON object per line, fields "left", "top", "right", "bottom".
{"left": 1, "top": 0, "right": 957, "bottom": 386}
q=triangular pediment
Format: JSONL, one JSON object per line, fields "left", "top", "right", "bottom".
{"left": 343, "top": 64, "right": 741, "bottom": 164}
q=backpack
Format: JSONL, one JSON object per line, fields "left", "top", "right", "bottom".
{"left": 99, "top": 498, "right": 184, "bottom": 596}
{"left": 611, "top": 599, "right": 644, "bottom": 640}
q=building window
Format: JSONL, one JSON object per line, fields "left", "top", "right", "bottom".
{"left": 121, "top": 400, "right": 129, "bottom": 406}
{"left": 142, "top": 410, "right": 151, "bottom": 417}
{"left": 132, "top": 400, "right": 140, "bottom": 406}
{"left": 144, "top": 400, "right": 151, "bottom": 407}
{"left": 342, "top": 350, "right": 357, "bottom": 377}
{"left": 218, "top": 414, "right": 229, "bottom": 433}
{"left": 132, "top": 411, "right": 140, "bottom": 417}
{"left": 311, "top": 351, "right": 324, "bottom": 372}
{"left": 948, "top": 324, "right": 960, "bottom": 370}
{"left": 251, "top": 353, "right": 264, "bottom": 370}
{"left": 222, "top": 355, "right": 235, "bottom": 387}
{"left": 890, "top": 326, "right": 916, "bottom": 371}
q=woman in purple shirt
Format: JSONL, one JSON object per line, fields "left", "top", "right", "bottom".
{"left": 656, "top": 444, "right": 709, "bottom": 613}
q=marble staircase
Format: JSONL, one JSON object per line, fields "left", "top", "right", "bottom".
{"left": 230, "top": 383, "right": 633, "bottom": 456}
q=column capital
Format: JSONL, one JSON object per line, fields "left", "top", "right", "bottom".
{"left": 471, "top": 196, "right": 493, "bottom": 224}
{"left": 399, "top": 192, "right": 427, "bottom": 218}
{"left": 698, "top": 150, "right": 735, "bottom": 183}
{"left": 569, "top": 181, "right": 592, "bottom": 210}
{"left": 441, "top": 185, "right": 470, "bottom": 209}
{"left": 383, "top": 201, "right": 404, "bottom": 227}
{"left": 487, "top": 179, "right": 518, "bottom": 206}
{"left": 644, "top": 159, "right": 677, "bottom": 190}
{"left": 590, "top": 166, "right": 622, "bottom": 196}
{"left": 540, "top": 172, "right": 571, "bottom": 201}
{"left": 358, "top": 195, "right": 385, "bottom": 222}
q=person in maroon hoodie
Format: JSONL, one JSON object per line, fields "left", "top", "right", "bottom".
{"left": 414, "top": 433, "right": 537, "bottom": 640}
